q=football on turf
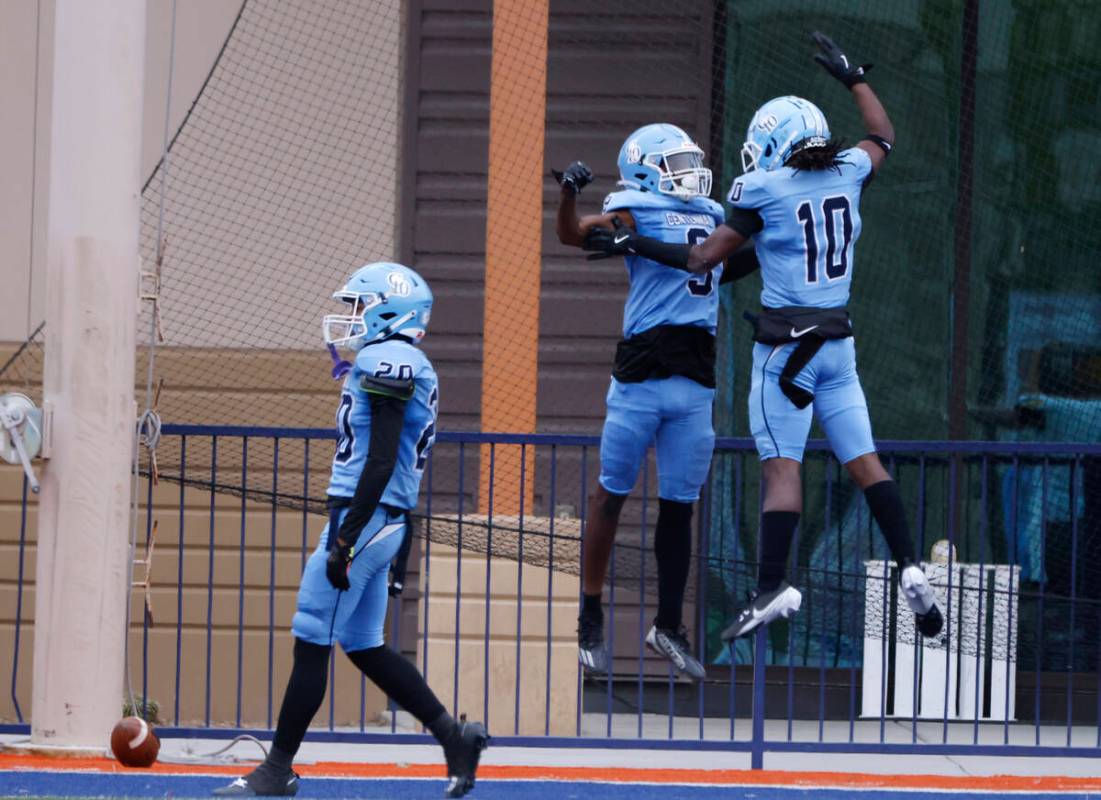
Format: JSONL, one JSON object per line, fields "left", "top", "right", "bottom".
{"left": 110, "top": 716, "right": 160, "bottom": 767}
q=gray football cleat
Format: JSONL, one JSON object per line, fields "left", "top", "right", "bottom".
{"left": 578, "top": 613, "right": 610, "bottom": 676}
{"left": 645, "top": 624, "right": 706, "bottom": 681}
{"left": 212, "top": 766, "right": 298, "bottom": 797}
{"left": 900, "top": 564, "right": 944, "bottom": 638}
{"left": 721, "top": 582, "right": 803, "bottom": 642}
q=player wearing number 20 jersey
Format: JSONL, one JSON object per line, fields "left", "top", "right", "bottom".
{"left": 215, "top": 263, "right": 488, "bottom": 799}
{"left": 327, "top": 338, "right": 438, "bottom": 507}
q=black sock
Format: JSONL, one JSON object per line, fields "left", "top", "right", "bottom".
{"left": 864, "top": 479, "right": 915, "bottom": 568}
{"left": 263, "top": 745, "right": 295, "bottom": 773}
{"left": 346, "top": 645, "right": 446, "bottom": 728}
{"left": 758, "top": 511, "right": 799, "bottom": 592}
{"left": 581, "top": 592, "right": 602, "bottom": 622}
{"left": 427, "top": 710, "right": 458, "bottom": 745}
{"left": 654, "top": 499, "right": 693, "bottom": 630}
{"left": 271, "top": 638, "right": 332, "bottom": 757}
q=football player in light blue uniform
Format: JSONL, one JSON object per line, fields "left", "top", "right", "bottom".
{"left": 215, "top": 263, "right": 487, "bottom": 799}
{"left": 585, "top": 33, "right": 943, "bottom": 644}
{"left": 555, "top": 123, "right": 759, "bottom": 680}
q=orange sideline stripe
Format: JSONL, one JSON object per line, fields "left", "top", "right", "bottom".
{"left": 1, "top": 754, "right": 1100, "bottom": 791}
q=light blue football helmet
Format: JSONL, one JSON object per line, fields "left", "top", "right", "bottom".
{"left": 322, "top": 262, "right": 433, "bottom": 350}
{"left": 616, "top": 123, "right": 712, "bottom": 199}
{"left": 741, "top": 96, "right": 831, "bottom": 173}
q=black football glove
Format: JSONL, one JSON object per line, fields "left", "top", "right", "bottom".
{"left": 552, "top": 161, "right": 594, "bottom": 196}
{"left": 582, "top": 217, "right": 635, "bottom": 260}
{"left": 325, "top": 538, "right": 354, "bottom": 591}
{"left": 812, "top": 31, "right": 872, "bottom": 88}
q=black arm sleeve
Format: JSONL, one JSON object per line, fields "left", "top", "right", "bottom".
{"left": 720, "top": 244, "right": 761, "bottom": 285}
{"left": 627, "top": 235, "right": 692, "bottom": 270}
{"left": 336, "top": 392, "right": 407, "bottom": 547}
{"left": 723, "top": 207, "right": 764, "bottom": 238}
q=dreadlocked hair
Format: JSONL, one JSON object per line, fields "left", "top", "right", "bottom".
{"left": 785, "top": 138, "right": 848, "bottom": 174}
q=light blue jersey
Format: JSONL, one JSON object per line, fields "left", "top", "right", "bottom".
{"left": 728, "top": 147, "right": 872, "bottom": 309}
{"left": 327, "top": 339, "right": 438, "bottom": 509}
{"left": 603, "top": 190, "right": 725, "bottom": 337}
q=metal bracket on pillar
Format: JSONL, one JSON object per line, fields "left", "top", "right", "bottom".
{"left": 0, "top": 393, "right": 44, "bottom": 493}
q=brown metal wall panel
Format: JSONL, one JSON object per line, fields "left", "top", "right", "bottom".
{"left": 406, "top": 0, "right": 716, "bottom": 674}
{"left": 408, "top": 0, "right": 493, "bottom": 429}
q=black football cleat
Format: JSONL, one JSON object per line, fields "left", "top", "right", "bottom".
{"left": 645, "top": 624, "right": 706, "bottom": 681}
{"left": 577, "top": 612, "right": 610, "bottom": 676}
{"left": 721, "top": 582, "right": 803, "bottom": 642}
{"left": 212, "top": 766, "right": 299, "bottom": 796}
{"left": 442, "top": 714, "right": 489, "bottom": 798}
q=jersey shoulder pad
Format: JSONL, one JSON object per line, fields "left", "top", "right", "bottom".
{"left": 840, "top": 146, "right": 873, "bottom": 182}
{"left": 603, "top": 189, "right": 661, "bottom": 213}
{"left": 726, "top": 171, "right": 771, "bottom": 209}
{"left": 359, "top": 373, "right": 415, "bottom": 400}
{"left": 354, "top": 341, "right": 421, "bottom": 385}
{"left": 690, "top": 196, "right": 725, "bottom": 224}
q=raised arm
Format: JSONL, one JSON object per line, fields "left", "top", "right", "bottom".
{"left": 553, "top": 161, "right": 634, "bottom": 246}
{"left": 812, "top": 31, "right": 893, "bottom": 173}
{"left": 851, "top": 84, "right": 893, "bottom": 173}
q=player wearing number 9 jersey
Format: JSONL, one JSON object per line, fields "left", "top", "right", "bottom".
{"left": 555, "top": 123, "right": 760, "bottom": 682}
{"left": 215, "top": 263, "right": 487, "bottom": 799}
{"left": 582, "top": 33, "right": 943, "bottom": 647}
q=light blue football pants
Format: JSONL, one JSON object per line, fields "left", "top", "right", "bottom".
{"left": 599, "top": 375, "right": 715, "bottom": 502}
{"left": 292, "top": 504, "right": 406, "bottom": 651}
{"left": 748, "top": 338, "right": 876, "bottom": 464}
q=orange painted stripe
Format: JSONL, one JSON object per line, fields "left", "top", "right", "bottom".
{"left": 478, "top": 0, "right": 549, "bottom": 516}
{"left": 1, "top": 754, "right": 1100, "bottom": 791}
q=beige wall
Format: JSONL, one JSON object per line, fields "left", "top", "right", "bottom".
{"left": 0, "top": 0, "right": 407, "bottom": 350}
{"left": 0, "top": 0, "right": 241, "bottom": 343}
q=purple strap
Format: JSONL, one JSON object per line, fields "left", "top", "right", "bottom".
{"left": 327, "top": 344, "right": 352, "bottom": 380}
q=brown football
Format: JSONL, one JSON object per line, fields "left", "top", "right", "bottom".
{"left": 110, "top": 716, "right": 160, "bottom": 768}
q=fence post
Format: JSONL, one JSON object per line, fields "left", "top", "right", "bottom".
{"left": 751, "top": 627, "right": 767, "bottom": 769}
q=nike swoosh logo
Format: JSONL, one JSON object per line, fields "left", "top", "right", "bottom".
{"left": 790, "top": 325, "right": 819, "bottom": 338}
{"left": 614, "top": 234, "right": 630, "bottom": 244}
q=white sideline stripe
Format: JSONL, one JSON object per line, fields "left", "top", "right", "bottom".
{"left": 127, "top": 718, "right": 148, "bottom": 750}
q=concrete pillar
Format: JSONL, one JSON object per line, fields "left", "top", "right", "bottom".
{"left": 31, "top": 0, "right": 146, "bottom": 748}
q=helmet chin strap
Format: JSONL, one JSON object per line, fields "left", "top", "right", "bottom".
{"left": 367, "top": 309, "right": 418, "bottom": 345}
{"left": 327, "top": 343, "right": 353, "bottom": 380}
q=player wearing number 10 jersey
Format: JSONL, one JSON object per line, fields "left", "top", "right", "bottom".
{"left": 583, "top": 33, "right": 944, "bottom": 646}
{"left": 554, "top": 123, "right": 759, "bottom": 681}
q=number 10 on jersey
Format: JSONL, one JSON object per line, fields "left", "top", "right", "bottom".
{"left": 797, "top": 194, "right": 853, "bottom": 284}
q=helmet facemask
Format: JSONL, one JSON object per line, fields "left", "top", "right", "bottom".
{"left": 741, "top": 140, "right": 763, "bottom": 173}
{"left": 322, "top": 291, "right": 382, "bottom": 351}
{"left": 651, "top": 145, "right": 712, "bottom": 199}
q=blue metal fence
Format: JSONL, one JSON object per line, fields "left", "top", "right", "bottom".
{"left": 4, "top": 427, "right": 1101, "bottom": 765}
